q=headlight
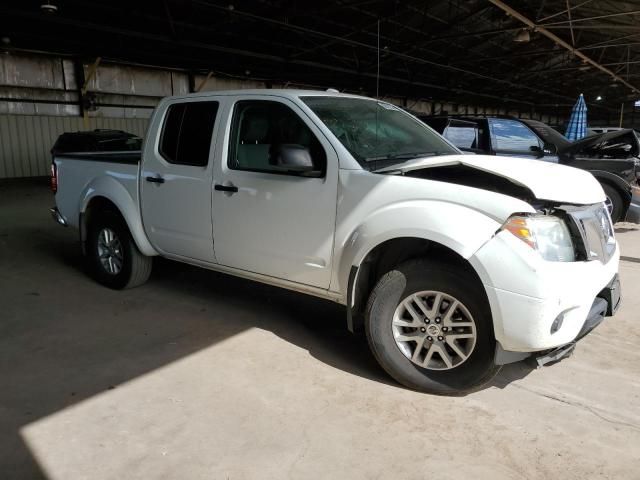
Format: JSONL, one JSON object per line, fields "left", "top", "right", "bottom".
{"left": 502, "top": 214, "right": 575, "bottom": 262}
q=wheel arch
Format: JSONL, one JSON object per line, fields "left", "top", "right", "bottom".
{"left": 346, "top": 236, "right": 488, "bottom": 333}
{"left": 590, "top": 170, "right": 632, "bottom": 204}
{"left": 79, "top": 177, "right": 157, "bottom": 256}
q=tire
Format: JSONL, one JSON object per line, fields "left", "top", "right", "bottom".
{"left": 601, "top": 183, "right": 624, "bottom": 223}
{"left": 87, "top": 210, "right": 152, "bottom": 289}
{"left": 365, "top": 259, "right": 500, "bottom": 395}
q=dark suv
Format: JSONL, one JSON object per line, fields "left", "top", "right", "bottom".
{"left": 420, "top": 115, "right": 640, "bottom": 223}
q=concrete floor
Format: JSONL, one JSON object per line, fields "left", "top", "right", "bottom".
{"left": 1, "top": 179, "right": 639, "bottom": 480}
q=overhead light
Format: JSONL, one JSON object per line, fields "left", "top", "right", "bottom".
{"left": 40, "top": 2, "right": 58, "bottom": 13}
{"left": 596, "top": 95, "right": 603, "bottom": 101}
{"left": 513, "top": 28, "right": 531, "bottom": 43}
{"left": 1, "top": 36, "right": 10, "bottom": 55}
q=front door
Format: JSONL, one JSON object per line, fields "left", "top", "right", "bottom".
{"left": 489, "top": 118, "right": 559, "bottom": 162}
{"left": 211, "top": 97, "right": 338, "bottom": 288}
{"left": 141, "top": 99, "right": 221, "bottom": 262}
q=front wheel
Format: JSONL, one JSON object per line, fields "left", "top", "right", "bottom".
{"left": 365, "top": 259, "right": 500, "bottom": 394}
{"left": 87, "top": 210, "right": 152, "bottom": 289}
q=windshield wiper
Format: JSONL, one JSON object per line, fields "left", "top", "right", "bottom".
{"left": 364, "top": 151, "right": 447, "bottom": 162}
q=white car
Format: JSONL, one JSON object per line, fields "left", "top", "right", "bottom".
{"left": 50, "top": 90, "right": 621, "bottom": 394}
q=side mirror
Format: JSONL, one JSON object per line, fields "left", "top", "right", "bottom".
{"left": 529, "top": 145, "right": 544, "bottom": 157}
{"left": 530, "top": 143, "right": 557, "bottom": 157}
{"left": 543, "top": 142, "right": 557, "bottom": 155}
{"left": 272, "top": 144, "right": 319, "bottom": 176}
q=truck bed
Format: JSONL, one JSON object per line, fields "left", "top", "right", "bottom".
{"left": 54, "top": 152, "right": 141, "bottom": 229}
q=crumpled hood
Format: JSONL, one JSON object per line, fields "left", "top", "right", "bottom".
{"left": 559, "top": 129, "right": 633, "bottom": 156}
{"left": 376, "top": 154, "right": 605, "bottom": 204}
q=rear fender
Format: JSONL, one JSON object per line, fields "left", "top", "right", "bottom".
{"left": 79, "top": 175, "right": 157, "bottom": 256}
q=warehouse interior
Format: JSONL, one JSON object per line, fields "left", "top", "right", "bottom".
{"left": 1, "top": 1, "right": 640, "bottom": 479}
{"left": 2, "top": 1, "right": 640, "bottom": 177}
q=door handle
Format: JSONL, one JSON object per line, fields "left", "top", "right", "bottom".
{"left": 146, "top": 175, "right": 165, "bottom": 184}
{"left": 215, "top": 184, "right": 239, "bottom": 193}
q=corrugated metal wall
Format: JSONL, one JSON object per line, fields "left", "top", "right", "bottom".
{"left": 0, "top": 52, "right": 570, "bottom": 178}
{"left": 0, "top": 115, "right": 149, "bottom": 178}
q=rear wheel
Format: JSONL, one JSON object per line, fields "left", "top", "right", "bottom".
{"left": 601, "top": 183, "right": 624, "bottom": 223}
{"left": 87, "top": 210, "right": 152, "bottom": 289}
{"left": 365, "top": 259, "right": 499, "bottom": 394}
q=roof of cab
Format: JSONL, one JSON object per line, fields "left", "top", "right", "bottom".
{"left": 162, "top": 88, "right": 373, "bottom": 102}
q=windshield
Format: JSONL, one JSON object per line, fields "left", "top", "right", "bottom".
{"left": 301, "top": 96, "right": 458, "bottom": 170}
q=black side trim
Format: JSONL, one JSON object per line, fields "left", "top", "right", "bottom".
{"left": 346, "top": 265, "right": 358, "bottom": 333}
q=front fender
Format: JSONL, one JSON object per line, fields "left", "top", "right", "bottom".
{"left": 80, "top": 175, "right": 157, "bottom": 256}
{"left": 334, "top": 200, "right": 502, "bottom": 296}
{"left": 589, "top": 170, "right": 632, "bottom": 201}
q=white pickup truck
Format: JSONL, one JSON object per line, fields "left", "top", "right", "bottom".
{"left": 51, "top": 90, "right": 621, "bottom": 394}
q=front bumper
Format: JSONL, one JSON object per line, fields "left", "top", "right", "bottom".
{"left": 624, "top": 185, "right": 640, "bottom": 223}
{"left": 526, "top": 274, "right": 620, "bottom": 366}
{"left": 470, "top": 229, "right": 620, "bottom": 353}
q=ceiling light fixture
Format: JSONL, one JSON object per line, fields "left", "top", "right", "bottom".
{"left": 40, "top": 1, "right": 58, "bottom": 14}
{"left": 513, "top": 28, "right": 531, "bottom": 43}
{"left": 596, "top": 95, "right": 603, "bottom": 101}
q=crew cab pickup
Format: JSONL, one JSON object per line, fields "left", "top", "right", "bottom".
{"left": 420, "top": 115, "right": 640, "bottom": 223}
{"left": 51, "top": 90, "right": 621, "bottom": 394}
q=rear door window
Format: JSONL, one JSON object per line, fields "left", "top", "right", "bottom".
{"left": 160, "top": 101, "right": 219, "bottom": 166}
{"left": 443, "top": 122, "right": 478, "bottom": 150}
{"left": 489, "top": 118, "right": 542, "bottom": 153}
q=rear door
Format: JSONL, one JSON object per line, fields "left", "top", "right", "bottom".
{"left": 210, "top": 95, "right": 338, "bottom": 288}
{"left": 140, "top": 99, "right": 221, "bottom": 262}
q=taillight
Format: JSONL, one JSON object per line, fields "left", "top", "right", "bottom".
{"left": 51, "top": 163, "right": 58, "bottom": 194}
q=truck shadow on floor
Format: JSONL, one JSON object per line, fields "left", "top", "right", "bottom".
{"left": 150, "top": 258, "right": 537, "bottom": 392}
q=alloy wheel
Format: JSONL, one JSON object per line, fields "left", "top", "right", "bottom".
{"left": 391, "top": 291, "right": 477, "bottom": 370}
{"left": 97, "top": 227, "right": 123, "bottom": 275}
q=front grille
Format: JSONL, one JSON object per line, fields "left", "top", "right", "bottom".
{"left": 566, "top": 204, "right": 616, "bottom": 263}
